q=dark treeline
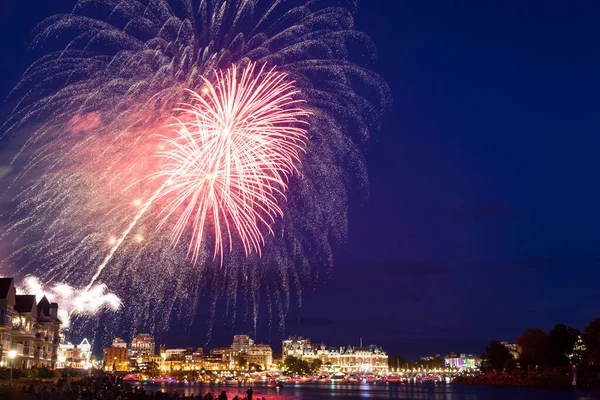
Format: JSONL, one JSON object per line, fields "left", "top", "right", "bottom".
{"left": 387, "top": 355, "right": 445, "bottom": 370}
{"left": 481, "top": 321, "right": 591, "bottom": 372}
{"left": 457, "top": 318, "right": 600, "bottom": 388}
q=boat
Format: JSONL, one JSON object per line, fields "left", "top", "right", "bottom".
{"left": 385, "top": 375, "right": 402, "bottom": 384}
{"left": 270, "top": 381, "right": 284, "bottom": 387}
{"left": 365, "top": 375, "right": 380, "bottom": 384}
{"left": 419, "top": 376, "right": 436, "bottom": 383}
{"left": 122, "top": 374, "right": 141, "bottom": 382}
{"left": 330, "top": 372, "right": 345, "bottom": 382}
{"left": 149, "top": 376, "right": 174, "bottom": 383}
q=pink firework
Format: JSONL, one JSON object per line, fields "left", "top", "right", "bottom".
{"left": 152, "top": 63, "right": 310, "bottom": 263}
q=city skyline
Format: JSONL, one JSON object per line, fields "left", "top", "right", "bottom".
{"left": 1, "top": 0, "right": 600, "bottom": 363}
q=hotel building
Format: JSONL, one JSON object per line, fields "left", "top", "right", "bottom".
{"left": 103, "top": 346, "right": 129, "bottom": 371}
{"left": 282, "top": 336, "right": 388, "bottom": 373}
{"left": 0, "top": 278, "right": 61, "bottom": 369}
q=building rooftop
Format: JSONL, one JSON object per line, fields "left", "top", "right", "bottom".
{"left": 0, "top": 277, "right": 13, "bottom": 299}
{"left": 15, "top": 294, "right": 37, "bottom": 313}
{"left": 37, "top": 296, "right": 50, "bottom": 317}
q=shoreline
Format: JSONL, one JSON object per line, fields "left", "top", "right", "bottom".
{"left": 452, "top": 372, "right": 589, "bottom": 389}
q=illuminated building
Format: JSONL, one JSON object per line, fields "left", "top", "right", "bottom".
{"left": 165, "top": 348, "right": 185, "bottom": 360}
{"left": 160, "top": 347, "right": 204, "bottom": 372}
{"left": 500, "top": 342, "right": 521, "bottom": 360}
{"left": 0, "top": 278, "right": 61, "bottom": 369}
{"left": 210, "top": 347, "right": 238, "bottom": 369}
{"left": 112, "top": 337, "right": 127, "bottom": 348}
{"left": 230, "top": 335, "right": 273, "bottom": 370}
{"left": 185, "top": 348, "right": 204, "bottom": 371}
{"left": 282, "top": 336, "right": 311, "bottom": 359}
{"left": 444, "top": 353, "right": 480, "bottom": 369}
{"left": 158, "top": 336, "right": 271, "bottom": 372}
{"left": 246, "top": 344, "right": 273, "bottom": 369}
{"left": 420, "top": 354, "right": 441, "bottom": 361}
{"left": 162, "top": 348, "right": 185, "bottom": 372}
{"left": 130, "top": 333, "right": 155, "bottom": 358}
{"left": 232, "top": 335, "right": 254, "bottom": 353}
{"left": 57, "top": 339, "right": 92, "bottom": 369}
{"left": 282, "top": 337, "right": 388, "bottom": 373}
{"left": 202, "top": 353, "right": 229, "bottom": 371}
{"left": 35, "top": 297, "right": 61, "bottom": 368}
{"left": 103, "top": 346, "right": 129, "bottom": 371}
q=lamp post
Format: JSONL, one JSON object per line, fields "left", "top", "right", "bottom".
{"left": 8, "top": 350, "right": 17, "bottom": 385}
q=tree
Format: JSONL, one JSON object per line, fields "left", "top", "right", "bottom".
{"left": 583, "top": 318, "right": 600, "bottom": 364}
{"left": 283, "top": 356, "right": 311, "bottom": 375}
{"left": 481, "top": 341, "right": 514, "bottom": 372}
{"left": 143, "top": 361, "right": 160, "bottom": 377}
{"left": 238, "top": 357, "right": 248, "bottom": 370}
{"left": 388, "top": 355, "right": 409, "bottom": 370}
{"left": 517, "top": 328, "right": 549, "bottom": 369}
{"left": 310, "top": 359, "right": 323, "bottom": 373}
{"left": 248, "top": 363, "right": 263, "bottom": 372}
{"left": 569, "top": 329, "right": 585, "bottom": 365}
{"left": 547, "top": 324, "right": 579, "bottom": 368}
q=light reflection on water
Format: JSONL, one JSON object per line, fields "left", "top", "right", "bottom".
{"left": 133, "top": 381, "right": 600, "bottom": 400}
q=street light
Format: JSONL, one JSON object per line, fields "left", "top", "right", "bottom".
{"left": 8, "top": 350, "right": 17, "bottom": 385}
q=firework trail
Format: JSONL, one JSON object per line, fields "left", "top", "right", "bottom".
{"left": 86, "top": 180, "right": 167, "bottom": 290}
{"left": 0, "top": 0, "right": 390, "bottom": 342}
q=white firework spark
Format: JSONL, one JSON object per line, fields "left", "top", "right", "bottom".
{"left": 17, "top": 276, "right": 121, "bottom": 330}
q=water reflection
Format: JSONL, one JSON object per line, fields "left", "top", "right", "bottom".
{"left": 135, "top": 381, "right": 600, "bottom": 400}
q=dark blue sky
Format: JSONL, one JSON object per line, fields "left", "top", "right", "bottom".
{"left": 2, "top": 1, "right": 600, "bottom": 359}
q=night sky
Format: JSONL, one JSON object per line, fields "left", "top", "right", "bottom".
{"left": 2, "top": 1, "right": 600, "bottom": 359}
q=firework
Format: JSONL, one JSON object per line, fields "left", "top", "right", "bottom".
{"left": 154, "top": 64, "right": 309, "bottom": 263}
{"left": 17, "top": 276, "right": 121, "bottom": 330}
{"left": 0, "top": 0, "right": 390, "bottom": 341}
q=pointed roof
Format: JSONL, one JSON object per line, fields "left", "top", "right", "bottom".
{"left": 0, "top": 277, "right": 13, "bottom": 299}
{"left": 37, "top": 296, "right": 51, "bottom": 317}
{"left": 15, "top": 294, "right": 36, "bottom": 313}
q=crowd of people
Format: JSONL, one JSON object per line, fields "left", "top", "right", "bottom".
{"left": 4, "top": 375, "right": 269, "bottom": 400}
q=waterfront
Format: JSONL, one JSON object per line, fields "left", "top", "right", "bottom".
{"left": 135, "top": 381, "right": 600, "bottom": 399}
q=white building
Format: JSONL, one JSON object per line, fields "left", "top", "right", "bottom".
{"left": 282, "top": 336, "right": 311, "bottom": 359}
{"left": 444, "top": 353, "right": 480, "bottom": 369}
{"left": 57, "top": 338, "right": 92, "bottom": 369}
{"left": 165, "top": 348, "right": 186, "bottom": 360}
{"left": 282, "top": 337, "right": 388, "bottom": 373}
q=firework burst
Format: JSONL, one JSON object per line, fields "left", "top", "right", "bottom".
{"left": 0, "top": 0, "right": 390, "bottom": 342}
{"left": 16, "top": 276, "right": 121, "bottom": 330}
{"left": 154, "top": 64, "right": 309, "bottom": 263}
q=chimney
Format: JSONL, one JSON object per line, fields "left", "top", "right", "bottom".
{"left": 49, "top": 303, "right": 58, "bottom": 319}
{"left": 360, "top": 337, "right": 362, "bottom": 347}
